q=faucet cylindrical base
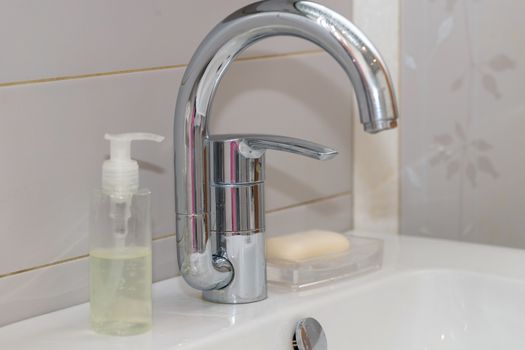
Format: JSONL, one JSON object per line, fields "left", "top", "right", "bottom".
{"left": 203, "top": 231, "right": 267, "bottom": 304}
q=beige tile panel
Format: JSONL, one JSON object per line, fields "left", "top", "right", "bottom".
{"left": 266, "top": 192, "right": 352, "bottom": 235}
{"left": 0, "top": 235, "right": 177, "bottom": 327}
{"left": 0, "top": 0, "right": 351, "bottom": 84}
{"left": 0, "top": 52, "right": 352, "bottom": 276}
{"left": 0, "top": 193, "right": 351, "bottom": 327}
{"left": 352, "top": 0, "right": 400, "bottom": 233}
{"left": 212, "top": 53, "right": 353, "bottom": 212}
{"left": 400, "top": 0, "right": 525, "bottom": 247}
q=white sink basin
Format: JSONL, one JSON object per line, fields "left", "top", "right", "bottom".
{"left": 345, "top": 270, "right": 525, "bottom": 350}
{"left": 2, "top": 232, "right": 525, "bottom": 349}
{"left": 186, "top": 269, "right": 525, "bottom": 350}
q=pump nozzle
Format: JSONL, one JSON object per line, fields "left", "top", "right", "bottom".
{"left": 103, "top": 133, "right": 165, "bottom": 194}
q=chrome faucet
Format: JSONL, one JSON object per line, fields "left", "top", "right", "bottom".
{"left": 174, "top": 0, "right": 398, "bottom": 303}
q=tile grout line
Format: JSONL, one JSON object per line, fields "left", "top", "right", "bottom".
{"left": 0, "top": 254, "right": 89, "bottom": 279}
{"left": 0, "top": 233, "right": 177, "bottom": 279}
{"left": 0, "top": 64, "right": 185, "bottom": 88}
{"left": 266, "top": 191, "right": 352, "bottom": 214}
{"left": 0, "top": 49, "right": 324, "bottom": 88}
{"left": 154, "top": 233, "right": 177, "bottom": 241}
{"left": 0, "top": 189, "right": 351, "bottom": 279}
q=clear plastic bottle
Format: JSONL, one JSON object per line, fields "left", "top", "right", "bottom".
{"left": 89, "top": 133, "right": 163, "bottom": 336}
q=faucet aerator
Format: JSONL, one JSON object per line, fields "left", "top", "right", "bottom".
{"left": 364, "top": 120, "right": 398, "bottom": 134}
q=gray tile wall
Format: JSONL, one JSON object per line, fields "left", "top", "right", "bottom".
{"left": 0, "top": 0, "right": 355, "bottom": 326}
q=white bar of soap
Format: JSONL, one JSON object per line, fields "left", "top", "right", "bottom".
{"left": 266, "top": 230, "right": 350, "bottom": 262}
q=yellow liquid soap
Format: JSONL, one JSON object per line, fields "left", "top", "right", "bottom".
{"left": 90, "top": 247, "right": 152, "bottom": 335}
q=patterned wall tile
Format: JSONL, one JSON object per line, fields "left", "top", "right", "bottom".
{"left": 401, "top": 0, "right": 525, "bottom": 247}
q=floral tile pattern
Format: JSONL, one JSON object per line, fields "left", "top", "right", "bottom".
{"left": 401, "top": 0, "right": 525, "bottom": 247}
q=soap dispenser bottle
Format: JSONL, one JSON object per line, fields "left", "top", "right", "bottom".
{"left": 89, "top": 132, "right": 164, "bottom": 336}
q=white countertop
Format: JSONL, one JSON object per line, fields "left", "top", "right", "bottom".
{"left": 2, "top": 231, "right": 525, "bottom": 349}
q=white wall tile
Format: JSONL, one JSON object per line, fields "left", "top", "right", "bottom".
{"left": 0, "top": 194, "right": 350, "bottom": 326}
{"left": 352, "top": 0, "right": 400, "bottom": 233}
{"left": 400, "top": 0, "right": 525, "bottom": 248}
{"left": 266, "top": 193, "right": 352, "bottom": 236}
{"left": 0, "top": 235, "right": 176, "bottom": 327}
{"left": 0, "top": 52, "right": 353, "bottom": 276}
{"left": 0, "top": 0, "right": 351, "bottom": 84}
{"left": 0, "top": 70, "right": 178, "bottom": 276}
{"left": 0, "top": 257, "right": 88, "bottom": 328}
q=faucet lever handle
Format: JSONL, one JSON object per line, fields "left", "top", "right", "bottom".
{"left": 241, "top": 134, "right": 337, "bottom": 161}
{"left": 208, "top": 134, "right": 337, "bottom": 185}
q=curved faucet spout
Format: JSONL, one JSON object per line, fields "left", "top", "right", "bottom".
{"left": 174, "top": 0, "right": 398, "bottom": 291}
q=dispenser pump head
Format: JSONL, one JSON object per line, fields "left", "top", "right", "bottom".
{"left": 103, "top": 133, "right": 164, "bottom": 194}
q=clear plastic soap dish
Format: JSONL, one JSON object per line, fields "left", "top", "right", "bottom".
{"left": 267, "top": 234, "right": 383, "bottom": 290}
